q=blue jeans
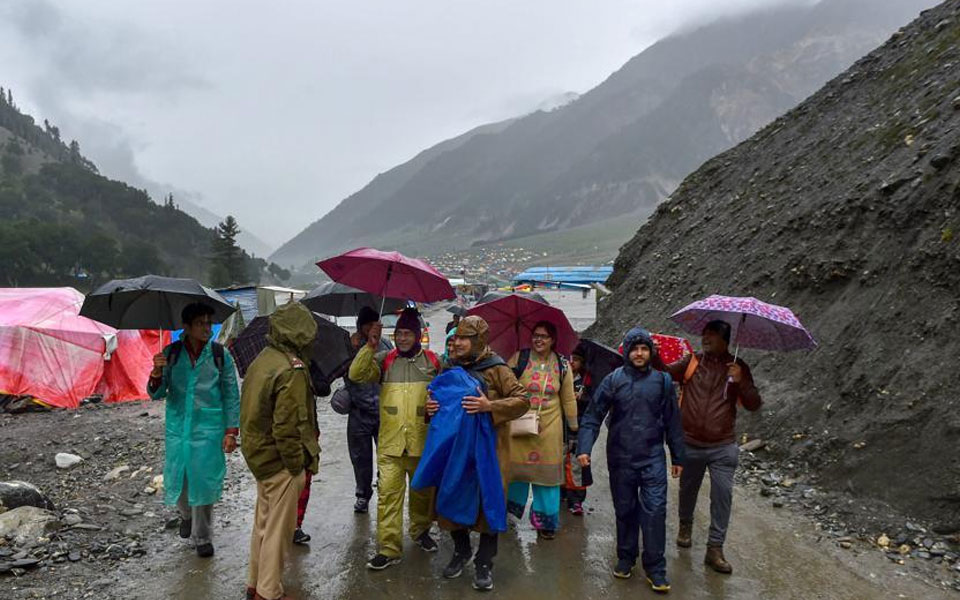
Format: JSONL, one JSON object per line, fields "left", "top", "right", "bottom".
{"left": 609, "top": 460, "right": 668, "bottom": 577}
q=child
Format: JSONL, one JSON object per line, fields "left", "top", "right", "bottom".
{"left": 563, "top": 345, "right": 592, "bottom": 515}
{"left": 576, "top": 327, "right": 685, "bottom": 594}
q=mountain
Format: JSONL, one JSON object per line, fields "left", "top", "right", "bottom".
{"left": 272, "top": 0, "right": 937, "bottom": 268}
{"left": 0, "top": 91, "right": 282, "bottom": 289}
{"left": 590, "top": 0, "right": 960, "bottom": 527}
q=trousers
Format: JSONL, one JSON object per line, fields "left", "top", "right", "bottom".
{"left": 377, "top": 453, "right": 433, "bottom": 557}
{"left": 247, "top": 469, "right": 306, "bottom": 600}
{"left": 609, "top": 460, "right": 668, "bottom": 577}
{"left": 451, "top": 528, "right": 498, "bottom": 567}
{"left": 678, "top": 443, "right": 738, "bottom": 546}
{"left": 176, "top": 475, "right": 213, "bottom": 546}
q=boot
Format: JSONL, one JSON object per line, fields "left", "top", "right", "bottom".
{"left": 705, "top": 545, "right": 733, "bottom": 574}
{"left": 676, "top": 521, "right": 692, "bottom": 548}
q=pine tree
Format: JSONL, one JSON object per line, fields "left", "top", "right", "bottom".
{"left": 210, "top": 216, "right": 245, "bottom": 286}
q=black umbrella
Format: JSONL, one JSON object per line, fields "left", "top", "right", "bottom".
{"left": 231, "top": 312, "right": 353, "bottom": 392}
{"left": 476, "top": 290, "right": 549, "bottom": 306}
{"left": 575, "top": 338, "right": 622, "bottom": 391}
{"left": 80, "top": 275, "right": 235, "bottom": 330}
{"left": 446, "top": 305, "right": 469, "bottom": 317}
{"left": 300, "top": 281, "right": 406, "bottom": 317}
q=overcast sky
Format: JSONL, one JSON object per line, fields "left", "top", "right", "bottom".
{"left": 0, "top": 0, "right": 801, "bottom": 249}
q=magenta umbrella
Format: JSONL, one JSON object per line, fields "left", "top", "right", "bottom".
{"left": 468, "top": 293, "right": 579, "bottom": 359}
{"left": 670, "top": 295, "right": 817, "bottom": 353}
{"left": 317, "top": 248, "right": 455, "bottom": 313}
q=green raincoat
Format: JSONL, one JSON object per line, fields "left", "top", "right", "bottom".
{"left": 148, "top": 336, "right": 240, "bottom": 507}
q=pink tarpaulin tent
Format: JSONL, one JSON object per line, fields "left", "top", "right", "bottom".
{"left": 95, "top": 329, "right": 163, "bottom": 404}
{"left": 0, "top": 287, "right": 119, "bottom": 409}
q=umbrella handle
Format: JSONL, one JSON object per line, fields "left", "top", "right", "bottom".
{"left": 379, "top": 264, "right": 393, "bottom": 318}
{"left": 724, "top": 314, "right": 746, "bottom": 397}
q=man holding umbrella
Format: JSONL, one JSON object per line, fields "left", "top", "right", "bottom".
{"left": 147, "top": 302, "right": 241, "bottom": 558}
{"left": 654, "top": 320, "right": 762, "bottom": 574}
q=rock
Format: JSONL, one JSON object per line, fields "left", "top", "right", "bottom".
{"left": 143, "top": 486, "right": 157, "bottom": 495}
{"left": 103, "top": 466, "right": 131, "bottom": 481}
{"left": 930, "top": 154, "right": 952, "bottom": 170}
{"left": 916, "top": 550, "right": 931, "bottom": 560}
{"left": 898, "top": 544, "right": 912, "bottom": 555}
{"left": 164, "top": 517, "right": 179, "bottom": 530}
{"left": 68, "top": 551, "right": 81, "bottom": 562}
{"left": 0, "top": 562, "right": 10, "bottom": 574}
{"left": 740, "top": 439, "right": 766, "bottom": 452}
{"left": 0, "top": 481, "right": 55, "bottom": 512}
{"left": 0, "top": 506, "right": 59, "bottom": 546}
{"left": 772, "top": 499, "right": 785, "bottom": 508}
{"left": 71, "top": 523, "right": 102, "bottom": 531}
{"left": 839, "top": 541, "right": 853, "bottom": 549}
{"left": 877, "top": 534, "right": 890, "bottom": 548}
{"left": 10, "top": 558, "right": 40, "bottom": 569}
{"left": 62, "top": 513, "right": 82, "bottom": 527}
{"left": 151, "top": 475, "right": 164, "bottom": 491}
{"left": 905, "top": 521, "right": 924, "bottom": 532}
{"left": 55, "top": 453, "right": 83, "bottom": 469}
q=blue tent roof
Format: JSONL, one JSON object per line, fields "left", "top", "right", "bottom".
{"left": 513, "top": 266, "right": 613, "bottom": 285}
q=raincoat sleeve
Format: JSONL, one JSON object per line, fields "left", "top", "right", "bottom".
{"left": 348, "top": 344, "right": 383, "bottom": 384}
{"left": 273, "top": 369, "right": 308, "bottom": 475}
{"left": 559, "top": 367, "right": 578, "bottom": 431}
{"left": 220, "top": 351, "right": 241, "bottom": 431}
{"left": 577, "top": 372, "right": 615, "bottom": 457}
{"left": 732, "top": 359, "right": 762, "bottom": 411}
{"left": 488, "top": 366, "right": 530, "bottom": 427}
{"left": 662, "top": 372, "right": 685, "bottom": 466}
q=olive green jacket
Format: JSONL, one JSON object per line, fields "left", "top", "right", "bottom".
{"left": 240, "top": 304, "right": 321, "bottom": 481}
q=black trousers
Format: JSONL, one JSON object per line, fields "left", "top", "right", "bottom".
{"left": 451, "top": 529, "right": 498, "bottom": 567}
{"left": 347, "top": 414, "right": 378, "bottom": 500}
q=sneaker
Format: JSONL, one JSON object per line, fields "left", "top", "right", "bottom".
{"left": 646, "top": 573, "right": 671, "bottom": 594}
{"left": 196, "top": 543, "right": 214, "bottom": 558}
{"left": 613, "top": 559, "right": 634, "bottom": 579}
{"left": 293, "top": 528, "right": 311, "bottom": 545}
{"left": 354, "top": 498, "right": 369, "bottom": 513}
{"left": 472, "top": 563, "right": 494, "bottom": 591}
{"left": 569, "top": 502, "right": 584, "bottom": 516}
{"left": 415, "top": 530, "right": 438, "bottom": 553}
{"left": 443, "top": 552, "right": 470, "bottom": 579}
{"left": 366, "top": 553, "right": 401, "bottom": 571}
{"left": 537, "top": 529, "right": 556, "bottom": 540}
{"left": 178, "top": 518, "right": 192, "bottom": 539}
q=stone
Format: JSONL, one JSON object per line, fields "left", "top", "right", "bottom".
{"left": 740, "top": 439, "right": 766, "bottom": 452}
{"left": 772, "top": 499, "right": 785, "bottom": 508}
{"left": 0, "top": 506, "right": 59, "bottom": 546}
{"left": 55, "top": 453, "right": 83, "bottom": 469}
{"left": 839, "top": 541, "right": 852, "bottom": 549}
{"left": 877, "top": 534, "right": 890, "bottom": 548}
{"left": 103, "top": 466, "right": 131, "bottom": 481}
{"left": 905, "top": 522, "right": 924, "bottom": 532}
{"left": 930, "top": 154, "right": 952, "bottom": 170}
{"left": 0, "top": 481, "right": 55, "bottom": 512}
{"left": 62, "top": 514, "right": 82, "bottom": 527}
{"left": 68, "top": 551, "right": 81, "bottom": 562}
{"left": 71, "top": 523, "right": 102, "bottom": 531}
{"left": 10, "top": 558, "right": 40, "bottom": 569}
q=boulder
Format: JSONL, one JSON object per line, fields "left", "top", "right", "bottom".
{"left": 55, "top": 453, "right": 83, "bottom": 469}
{"left": 0, "top": 506, "right": 60, "bottom": 546}
{"left": 0, "top": 481, "right": 55, "bottom": 512}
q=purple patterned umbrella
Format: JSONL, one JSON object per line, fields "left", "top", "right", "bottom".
{"left": 669, "top": 295, "right": 816, "bottom": 352}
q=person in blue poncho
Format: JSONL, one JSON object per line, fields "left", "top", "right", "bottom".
{"left": 148, "top": 302, "right": 240, "bottom": 559}
{"left": 577, "top": 327, "right": 685, "bottom": 594}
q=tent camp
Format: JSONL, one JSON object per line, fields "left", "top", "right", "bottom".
{"left": 0, "top": 288, "right": 154, "bottom": 409}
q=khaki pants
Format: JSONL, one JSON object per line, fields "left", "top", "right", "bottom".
{"left": 247, "top": 469, "right": 306, "bottom": 600}
{"left": 377, "top": 454, "right": 433, "bottom": 557}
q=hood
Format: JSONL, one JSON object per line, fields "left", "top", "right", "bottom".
{"left": 267, "top": 302, "right": 318, "bottom": 354}
{"left": 621, "top": 326, "right": 654, "bottom": 367}
{"left": 442, "top": 329, "right": 457, "bottom": 361}
{"left": 454, "top": 315, "right": 494, "bottom": 365}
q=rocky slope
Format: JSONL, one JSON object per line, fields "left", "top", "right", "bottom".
{"left": 590, "top": 0, "right": 960, "bottom": 530}
{"left": 273, "top": 0, "right": 936, "bottom": 267}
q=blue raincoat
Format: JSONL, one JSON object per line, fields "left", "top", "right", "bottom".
{"left": 148, "top": 337, "right": 241, "bottom": 507}
{"left": 411, "top": 368, "right": 506, "bottom": 532}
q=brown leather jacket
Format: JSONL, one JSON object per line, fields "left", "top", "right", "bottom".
{"left": 657, "top": 351, "right": 761, "bottom": 447}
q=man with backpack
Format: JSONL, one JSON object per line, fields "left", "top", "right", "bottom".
{"left": 148, "top": 302, "right": 240, "bottom": 558}
{"left": 654, "top": 320, "right": 762, "bottom": 575}
{"left": 348, "top": 307, "right": 442, "bottom": 570}
{"left": 577, "top": 326, "right": 684, "bottom": 594}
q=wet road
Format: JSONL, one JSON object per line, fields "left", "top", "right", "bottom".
{"left": 108, "top": 309, "right": 944, "bottom": 600}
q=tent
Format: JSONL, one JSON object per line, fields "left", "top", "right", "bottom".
{"left": 0, "top": 288, "right": 117, "bottom": 409}
{"left": 95, "top": 329, "right": 162, "bottom": 404}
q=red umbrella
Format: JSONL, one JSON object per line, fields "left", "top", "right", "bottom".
{"left": 467, "top": 293, "right": 578, "bottom": 359}
{"left": 317, "top": 248, "right": 455, "bottom": 312}
{"left": 652, "top": 333, "right": 694, "bottom": 365}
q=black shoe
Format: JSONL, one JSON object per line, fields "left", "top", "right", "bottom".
{"left": 293, "top": 528, "right": 311, "bottom": 545}
{"left": 196, "top": 543, "right": 214, "bottom": 558}
{"left": 472, "top": 563, "right": 494, "bottom": 591}
{"left": 613, "top": 559, "right": 634, "bottom": 579}
{"left": 443, "top": 552, "right": 470, "bottom": 579}
{"left": 415, "top": 530, "right": 438, "bottom": 553}
{"left": 179, "top": 518, "right": 192, "bottom": 539}
{"left": 366, "top": 553, "right": 401, "bottom": 570}
{"left": 354, "top": 498, "right": 369, "bottom": 513}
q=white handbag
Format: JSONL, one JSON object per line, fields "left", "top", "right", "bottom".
{"left": 511, "top": 362, "right": 547, "bottom": 437}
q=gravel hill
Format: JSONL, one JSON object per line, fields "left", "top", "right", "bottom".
{"left": 590, "top": 0, "right": 960, "bottom": 531}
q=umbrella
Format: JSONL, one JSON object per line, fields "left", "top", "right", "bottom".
{"left": 476, "top": 289, "right": 549, "bottom": 306}
{"left": 231, "top": 312, "right": 353, "bottom": 390}
{"left": 81, "top": 275, "right": 235, "bottom": 330}
{"left": 316, "top": 248, "right": 455, "bottom": 313}
{"left": 574, "top": 338, "right": 622, "bottom": 390}
{"left": 651, "top": 333, "right": 694, "bottom": 365}
{"left": 669, "top": 295, "right": 817, "bottom": 354}
{"left": 301, "top": 281, "right": 406, "bottom": 317}
{"left": 467, "top": 293, "right": 578, "bottom": 358}
{"left": 446, "top": 305, "right": 469, "bottom": 318}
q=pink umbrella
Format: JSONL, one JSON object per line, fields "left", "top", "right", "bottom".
{"left": 317, "top": 248, "right": 455, "bottom": 312}
{"left": 468, "top": 293, "right": 578, "bottom": 359}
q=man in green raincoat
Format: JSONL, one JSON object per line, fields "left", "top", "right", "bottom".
{"left": 148, "top": 302, "right": 240, "bottom": 558}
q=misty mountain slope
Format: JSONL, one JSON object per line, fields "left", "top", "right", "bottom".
{"left": 273, "top": 0, "right": 936, "bottom": 267}
{"left": 590, "top": 0, "right": 960, "bottom": 526}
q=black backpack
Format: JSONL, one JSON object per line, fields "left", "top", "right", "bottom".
{"left": 168, "top": 340, "right": 225, "bottom": 372}
{"left": 512, "top": 348, "right": 568, "bottom": 383}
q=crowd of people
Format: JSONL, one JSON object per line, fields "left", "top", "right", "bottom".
{"left": 148, "top": 300, "right": 762, "bottom": 599}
